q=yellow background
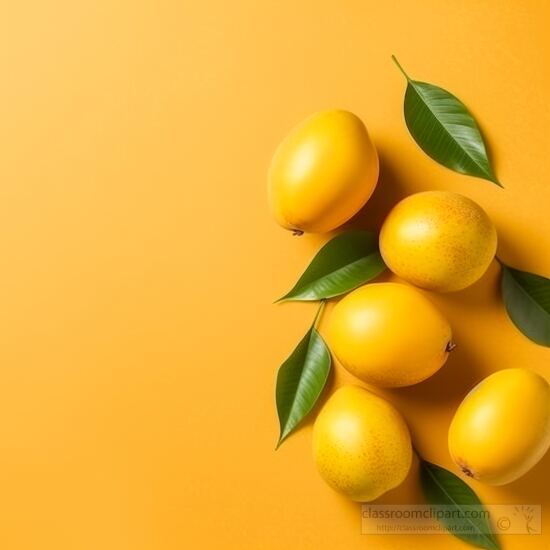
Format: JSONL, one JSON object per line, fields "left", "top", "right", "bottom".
{"left": 0, "top": 1, "right": 549, "bottom": 548}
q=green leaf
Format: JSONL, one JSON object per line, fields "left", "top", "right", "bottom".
{"left": 276, "top": 303, "right": 331, "bottom": 447}
{"left": 501, "top": 264, "right": 550, "bottom": 346}
{"left": 277, "top": 230, "right": 386, "bottom": 302}
{"left": 392, "top": 56, "right": 500, "bottom": 187}
{"left": 420, "top": 460, "right": 500, "bottom": 550}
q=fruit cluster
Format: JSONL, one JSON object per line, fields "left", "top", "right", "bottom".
{"left": 269, "top": 110, "right": 550, "bottom": 505}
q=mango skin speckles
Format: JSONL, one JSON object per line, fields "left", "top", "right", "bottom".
{"left": 379, "top": 191, "right": 497, "bottom": 292}
{"left": 313, "top": 386, "right": 412, "bottom": 502}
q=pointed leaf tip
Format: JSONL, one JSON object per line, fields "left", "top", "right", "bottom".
{"left": 275, "top": 305, "right": 331, "bottom": 447}
{"left": 396, "top": 65, "right": 500, "bottom": 186}
{"left": 277, "top": 230, "right": 386, "bottom": 302}
{"left": 420, "top": 460, "right": 500, "bottom": 550}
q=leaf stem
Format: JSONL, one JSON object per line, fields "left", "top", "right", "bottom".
{"left": 391, "top": 55, "right": 410, "bottom": 81}
{"left": 313, "top": 300, "right": 326, "bottom": 329}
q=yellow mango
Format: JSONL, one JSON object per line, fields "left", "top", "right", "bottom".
{"left": 379, "top": 191, "right": 497, "bottom": 292}
{"left": 449, "top": 368, "right": 550, "bottom": 485}
{"left": 268, "top": 110, "right": 378, "bottom": 234}
{"left": 329, "top": 282, "right": 453, "bottom": 387}
{"left": 313, "top": 386, "right": 412, "bottom": 502}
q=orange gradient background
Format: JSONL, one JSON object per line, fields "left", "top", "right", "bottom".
{"left": 0, "top": 1, "right": 549, "bottom": 549}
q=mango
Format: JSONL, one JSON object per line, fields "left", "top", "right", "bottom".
{"left": 329, "top": 282, "right": 453, "bottom": 387}
{"left": 379, "top": 191, "right": 497, "bottom": 292}
{"left": 448, "top": 368, "right": 550, "bottom": 485}
{"left": 313, "top": 386, "right": 412, "bottom": 501}
{"left": 268, "top": 110, "right": 378, "bottom": 234}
